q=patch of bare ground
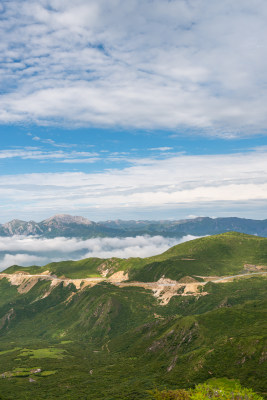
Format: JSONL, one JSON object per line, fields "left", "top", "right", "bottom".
{"left": 154, "top": 313, "right": 164, "bottom": 319}
{"left": 115, "top": 277, "right": 207, "bottom": 305}
{"left": 0, "top": 273, "right": 102, "bottom": 295}
{"left": 64, "top": 292, "right": 76, "bottom": 304}
{"left": 0, "top": 273, "right": 41, "bottom": 294}
{"left": 244, "top": 264, "right": 267, "bottom": 272}
{"left": 0, "top": 272, "right": 206, "bottom": 305}
{"left": 40, "top": 270, "right": 51, "bottom": 275}
{"left": 97, "top": 258, "right": 122, "bottom": 277}
{"left": 41, "top": 280, "right": 61, "bottom": 299}
{"left": 0, "top": 308, "right": 15, "bottom": 330}
{"left": 97, "top": 261, "right": 113, "bottom": 277}
{"left": 1, "top": 269, "right": 265, "bottom": 305}
{"left": 108, "top": 271, "right": 129, "bottom": 282}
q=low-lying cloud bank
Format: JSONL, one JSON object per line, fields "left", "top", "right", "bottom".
{"left": 0, "top": 235, "right": 199, "bottom": 270}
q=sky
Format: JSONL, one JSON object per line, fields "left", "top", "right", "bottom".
{"left": 0, "top": 0, "right": 267, "bottom": 223}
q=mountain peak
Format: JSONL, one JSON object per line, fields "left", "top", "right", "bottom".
{"left": 42, "top": 214, "right": 93, "bottom": 225}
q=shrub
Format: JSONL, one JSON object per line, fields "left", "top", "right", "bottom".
{"left": 149, "top": 388, "right": 191, "bottom": 400}
{"left": 149, "top": 381, "right": 264, "bottom": 400}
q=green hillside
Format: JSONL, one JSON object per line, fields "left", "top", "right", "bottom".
{"left": 2, "top": 255, "right": 148, "bottom": 278}
{"left": 130, "top": 232, "right": 267, "bottom": 281}
{"left": 162, "top": 231, "right": 267, "bottom": 264}
{"left": 0, "top": 232, "right": 266, "bottom": 399}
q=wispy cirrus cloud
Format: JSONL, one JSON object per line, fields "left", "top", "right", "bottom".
{"left": 149, "top": 147, "right": 173, "bottom": 152}
{"left": 0, "top": 149, "right": 99, "bottom": 162}
{"left": 1, "top": 0, "right": 267, "bottom": 134}
{"left": 28, "top": 133, "right": 79, "bottom": 148}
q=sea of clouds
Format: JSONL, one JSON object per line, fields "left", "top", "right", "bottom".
{"left": 0, "top": 235, "right": 199, "bottom": 271}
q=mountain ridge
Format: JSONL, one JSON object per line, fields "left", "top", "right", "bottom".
{"left": 0, "top": 215, "right": 267, "bottom": 238}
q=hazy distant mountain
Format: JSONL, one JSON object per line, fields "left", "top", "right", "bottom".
{"left": 0, "top": 214, "right": 267, "bottom": 238}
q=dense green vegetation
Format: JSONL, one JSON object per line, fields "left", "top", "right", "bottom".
{"left": 130, "top": 232, "right": 267, "bottom": 281}
{"left": 149, "top": 379, "right": 264, "bottom": 400}
{"left": 0, "top": 233, "right": 266, "bottom": 399}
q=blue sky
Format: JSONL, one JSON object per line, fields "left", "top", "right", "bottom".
{"left": 0, "top": 0, "right": 267, "bottom": 222}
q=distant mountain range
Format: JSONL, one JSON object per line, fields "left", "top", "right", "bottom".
{"left": 0, "top": 214, "right": 267, "bottom": 238}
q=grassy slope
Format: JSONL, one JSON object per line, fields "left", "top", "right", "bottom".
{"left": 130, "top": 232, "right": 267, "bottom": 281}
{"left": 3, "top": 232, "right": 267, "bottom": 281}
{"left": 2, "top": 256, "right": 149, "bottom": 278}
{"left": 0, "top": 274, "right": 266, "bottom": 399}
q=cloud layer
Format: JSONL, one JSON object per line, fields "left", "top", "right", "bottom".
{"left": 1, "top": 0, "right": 267, "bottom": 134}
{"left": 0, "top": 235, "right": 197, "bottom": 270}
{"left": 0, "top": 148, "right": 266, "bottom": 221}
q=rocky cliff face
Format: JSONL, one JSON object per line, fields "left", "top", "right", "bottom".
{"left": 2, "top": 220, "right": 43, "bottom": 235}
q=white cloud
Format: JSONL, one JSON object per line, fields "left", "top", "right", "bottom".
{"left": 0, "top": 149, "right": 99, "bottom": 161}
{"left": 149, "top": 147, "right": 173, "bottom": 151}
{"left": 59, "top": 158, "right": 99, "bottom": 164}
{"left": 0, "top": 0, "right": 267, "bottom": 134}
{"left": 0, "top": 235, "right": 198, "bottom": 270}
{"left": 0, "top": 149, "right": 266, "bottom": 220}
{"left": 29, "top": 134, "right": 78, "bottom": 148}
{"left": 1, "top": 254, "right": 47, "bottom": 269}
